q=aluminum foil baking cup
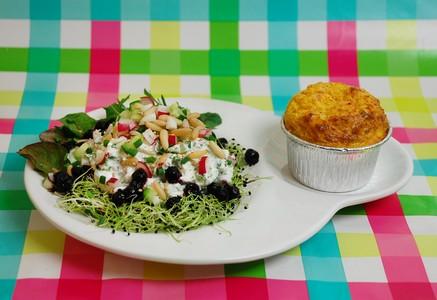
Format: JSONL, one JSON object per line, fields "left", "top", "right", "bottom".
{"left": 281, "top": 120, "right": 392, "bottom": 192}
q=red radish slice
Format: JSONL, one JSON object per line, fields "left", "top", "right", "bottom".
{"left": 137, "top": 161, "right": 153, "bottom": 178}
{"left": 95, "top": 150, "right": 107, "bottom": 165}
{"left": 140, "top": 96, "right": 154, "bottom": 105}
{"left": 117, "top": 122, "right": 130, "bottom": 132}
{"left": 129, "top": 122, "right": 137, "bottom": 131}
{"left": 198, "top": 156, "right": 207, "bottom": 175}
{"left": 199, "top": 129, "right": 211, "bottom": 138}
{"left": 107, "top": 177, "right": 118, "bottom": 184}
{"left": 157, "top": 111, "right": 170, "bottom": 117}
{"left": 168, "top": 134, "right": 177, "bottom": 146}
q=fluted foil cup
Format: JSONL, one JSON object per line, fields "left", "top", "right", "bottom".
{"left": 281, "top": 119, "right": 392, "bottom": 192}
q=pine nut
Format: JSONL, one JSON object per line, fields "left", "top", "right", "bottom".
{"left": 188, "top": 112, "right": 200, "bottom": 119}
{"left": 121, "top": 157, "right": 138, "bottom": 167}
{"left": 158, "top": 115, "right": 169, "bottom": 121}
{"left": 145, "top": 122, "right": 162, "bottom": 132}
{"left": 191, "top": 126, "right": 202, "bottom": 140}
{"left": 208, "top": 141, "right": 225, "bottom": 159}
{"left": 170, "top": 128, "right": 192, "bottom": 139}
{"left": 188, "top": 149, "right": 208, "bottom": 160}
{"left": 152, "top": 181, "right": 166, "bottom": 200}
{"left": 66, "top": 165, "right": 73, "bottom": 176}
{"left": 182, "top": 119, "right": 190, "bottom": 128}
{"left": 188, "top": 117, "right": 205, "bottom": 128}
{"left": 152, "top": 119, "right": 166, "bottom": 127}
{"left": 160, "top": 129, "right": 169, "bottom": 150}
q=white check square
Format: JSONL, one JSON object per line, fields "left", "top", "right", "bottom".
{"left": 360, "top": 77, "right": 392, "bottom": 98}
{"left": 239, "top": 22, "right": 268, "bottom": 50}
{"left": 50, "top": 106, "right": 85, "bottom": 120}
{"left": 422, "top": 258, "right": 437, "bottom": 281}
{"left": 57, "top": 73, "right": 89, "bottom": 92}
{"left": 0, "top": 72, "right": 27, "bottom": 91}
{"left": 333, "top": 215, "right": 373, "bottom": 233}
{"left": 299, "top": 76, "right": 329, "bottom": 89}
{"left": 180, "top": 22, "right": 209, "bottom": 50}
{"left": 240, "top": 76, "right": 270, "bottom": 96}
{"left": 399, "top": 176, "right": 433, "bottom": 195}
{"left": 0, "top": 20, "right": 29, "bottom": 47}
{"left": 265, "top": 254, "right": 305, "bottom": 280}
{"left": 121, "top": 21, "right": 151, "bottom": 49}
{"left": 406, "top": 216, "right": 437, "bottom": 235}
{"left": 297, "top": 21, "right": 327, "bottom": 50}
{"left": 119, "top": 74, "right": 150, "bottom": 93}
{"left": 417, "top": 21, "right": 437, "bottom": 49}
{"left": 60, "top": 20, "right": 91, "bottom": 48}
{"left": 342, "top": 257, "right": 387, "bottom": 282}
{"left": 420, "top": 77, "right": 437, "bottom": 98}
{"left": 386, "top": 112, "right": 404, "bottom": 127}
{"left": 18, "top": 253, "right": 63, "bottom": 278}
{"left": 181, "top": 75, "right": 210, "bottom": 96}
{"left": 357, "top": 21, "right": 387, "bottom": 50}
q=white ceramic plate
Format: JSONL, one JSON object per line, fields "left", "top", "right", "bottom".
{"left": 24, "top": 98, "right": 413, "bottom": 265}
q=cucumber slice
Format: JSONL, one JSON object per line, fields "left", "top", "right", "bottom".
{"left": 73, "top": 143, "right": 90, "bottom": 161}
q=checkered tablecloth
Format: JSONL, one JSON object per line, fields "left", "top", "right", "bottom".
{"left": 1, "top": 0, "right": 437, "bottom": 299}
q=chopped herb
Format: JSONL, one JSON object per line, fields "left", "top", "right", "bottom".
{"left": 99, "top": 175, "right": 106, "bottom": 184}
{"left": 181, "top": 156, "right": 190, "bottom": 164}
{"left": 145, "top": 156, "right": 157, "bottom": 164}
{"left": 103, "top": 140, "right": 109, "bottom": 147}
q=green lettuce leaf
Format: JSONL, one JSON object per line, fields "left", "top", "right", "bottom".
{"left": 199, "top": 112, "right": 222, "bottom": 129}
{"left": 18, "top": 142, "right": 67, "bottom": 175}
{"left": 60, "top": 113, "right": 96, "bottom": 138}
{"left": 104, "top": 95, "right": 129, "bottom": 122}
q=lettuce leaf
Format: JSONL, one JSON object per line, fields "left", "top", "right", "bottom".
{"left": 199, "top": 112, "right": 222, "bottom": 129}
{"left": 60, "top": 113, "right": 96, "bottom": 138}
{"left": 18, "top": 142, "right": 67, "bottom": 175}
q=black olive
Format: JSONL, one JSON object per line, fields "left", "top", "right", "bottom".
{"left": 53, "top": 171, "right": 74, "bottom": 194}
{"left": 165, "top": 166, "right": 181, "bottom": 184}
{"left": 72, "top": 165, "right": 92, "bottom": 179}
{"left": 165, "top": 196, "right": 181, "bottom": 209}
{"left": 95, "top": 118, "right": 111, "bottom": 131}
{"left": 244, "top": 149, "right": 259, "bottom": 166}
{"left": 111, "top": 186, "right": 142, "bottom": 207}
{"left": 217, "top": 138, "right": 228, "bottom": 148}
{"left": 207, "top": 182, "right": 229, "bottom": 202}
{"left": 130, "top": 169, "right": 148, "bottom": 188}
{"left": 227, "top": 185, "right": 240, "bottom": 200}
{"left": 184, "top": 182, "right": 201, "bottom": 196}
{"left": 83, "top": 130, "right": 93, "bottom": 139}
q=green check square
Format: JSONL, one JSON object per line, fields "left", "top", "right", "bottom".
{"left": 211, "top": 76, "right": 240, "bottom": 102}
{"left": 0, "top": 48, "right": 28, "bottom": 72}
{"left": 210, "top": 50, "right": 240, "bottom": 76}
{"left": 336, "top": 204, "right": 366, "bottom": 215}
{"left": 0, "top": 191, "right": 34, "bottom": 210}
{"left": 210, "top": 0, "right": 238, "bottom": 21}
{"left": 419, "top": 50, "right": 437, "bottom": 76}
{"left": 269, "top": 50, "right": 299, "bottom": 76}
{"left": 28, "top": 48, "right": 60, "bottom": 72}
{"left": 358, "top": 51, "right": 388, "bottom": 76}
{"left": 240, "top": 51, "right": 268, "bottom": 75}
{"left": 387, "top": 50, "right": 418, "bottom": 76}
{"left": 180, "top": 51, "right": 209, "bottom": 74}
{"left": 399, "top": 195, "right": 437, "bottom": 216}
{"left": 299, "top": 51, "right": 328, "bottom": 75}
{"left": 60, "top": 49, "right": 90, "bottom": 73}
{"left": 225, "top": 260, "right": 266, "bottom": 278}
{"left": 150, "top": 50, "right": 180, "bottom": 74}
{"left": 210, "top": 22, "right": 238, "bottom": 49}
{"left": 121, "top": 50, "right": 150, "bottom": 74}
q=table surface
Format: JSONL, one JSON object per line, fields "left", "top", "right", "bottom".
{"left": 1, "top": 1, "right": 437, "bottom": 299}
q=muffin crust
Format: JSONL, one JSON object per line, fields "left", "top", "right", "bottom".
{"left": 283, "top": 82, "right": 389, "bottom": 148}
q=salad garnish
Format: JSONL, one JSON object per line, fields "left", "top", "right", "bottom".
{"left": 18, "top": 89, "right": 260, "bottom": 234}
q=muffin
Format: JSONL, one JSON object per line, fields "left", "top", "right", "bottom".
{"left": 281, "top": 82, "right": 391, "bottom": 192}
{"left": 283, "top": 82, "right": 389, "bottom": 148}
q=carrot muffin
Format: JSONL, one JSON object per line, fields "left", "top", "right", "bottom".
{"left": 283, "top": 82, "right": 389, "bottom": 148}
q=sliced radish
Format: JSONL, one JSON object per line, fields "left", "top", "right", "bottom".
{"left": 95, "top": 150, "right": 107, "bottom": 165}
{"left": 142, "top": 128, "right": 156, "bottom": 144}
{"left": 140, "top": 96, "right": 154, "bottom": 106}
{"left": 199, "top": 129, "right": 211, "bottom": 138}
{"left": 117, "top": 122, "right": 130, "bottom": 132}
{"left": 168, "top": 134, "right": 177, "bottom": 146}
{"left": 107, "top": 177, "right": 118, "bottom": 184}
{"left": 198, "top": 156, "right": 207, "bottom": 175}
{"left": 157, "top": 110, "right": 170, "bottom": 118}
{"left": 137, "top": 161, "right": 153, "bottom": 178}
{"left": 129, "top": 122, "right": 137, "bottom": 131}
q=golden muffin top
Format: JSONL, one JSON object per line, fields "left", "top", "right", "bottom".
{"left": 283, "top": 82, "right": 390, "bottom": 148}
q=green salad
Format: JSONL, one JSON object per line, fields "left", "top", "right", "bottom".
{"left": 19, "top": 90, "right": 260, "bottom": 234}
